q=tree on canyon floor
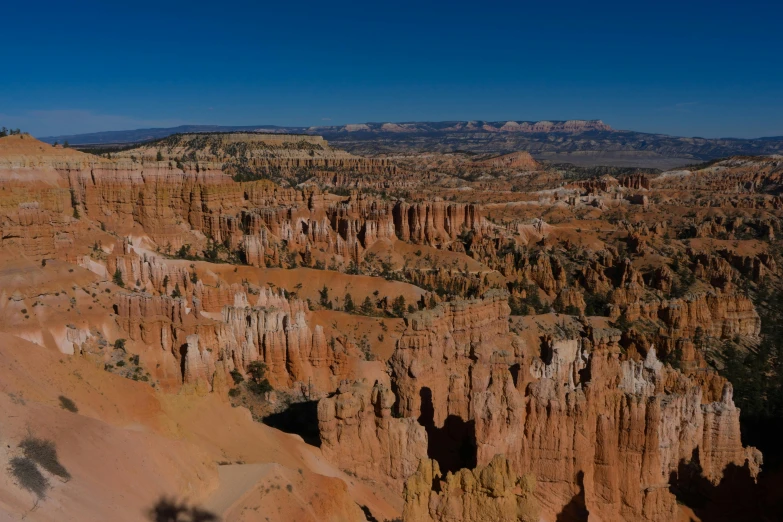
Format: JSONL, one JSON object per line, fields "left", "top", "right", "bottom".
{"left": 246, "top": 361, "right": 273, "bottom": 395}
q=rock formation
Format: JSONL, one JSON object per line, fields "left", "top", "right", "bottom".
{"left": 383, "top": 293, "right": 762, "bottom": 521}
{"left": 317, "top": 380, "right": 427, "bottom": 491}
{"left": 114, "top": 286, "right": 361, "bottom": 394}
{"left": 403, "top": 455, "right": 541, "bottom": 522}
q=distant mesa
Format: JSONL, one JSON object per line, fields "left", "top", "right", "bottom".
{"left": 37, "top": 119, "right": 783, "bottom": 168}
{"left": 39, "top": 119, "right": 612, "bottom": 146}
{"left": 344, "top": 123, "right": 371, "bottom": 132}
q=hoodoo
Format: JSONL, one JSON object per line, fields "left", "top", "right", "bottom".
{"left": 1, "top": 125, "right": 782, "bottom": 522}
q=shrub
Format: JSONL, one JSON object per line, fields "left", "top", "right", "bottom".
{"left": 583, "top": 293, "right": 609, "bottom": 316}
{"left": 229, "top": 369, "right": 244, "bottom": 385}
{"left": 228, "top": 388, "right": 241, "bottom": 398}
{"left": 114, "top": 339, "right": 126, "bottom": 350}
{"left": 8, "top": 456, "right": 49, "bottom": 499}
{"left": 58, "top": 395, "right": 78, "bottom": 413}
{"left": 113, "top": 268, "right": 124, "bottom": 287}
{"left": 246, "top": 361, "right": 273, "bottom": 395}
{"left": 19, "top": 436, "right": 70, "bottom": 480}
{"left": 247, "top": 379, "right": 273, "bottom": 395}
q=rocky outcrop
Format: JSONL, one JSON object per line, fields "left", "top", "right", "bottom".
{"left": 182, "top": 334, "right": 213, "bottom": 393}
{"left": 0, "top": 135, "right": 88, "bottom": 259}
{"left": 113, "top": 132, "right": 398, "bottom": 177}
{"left": 388, "top": 293, "right": 763, "bottom": 522}
{"left": 403, "top": 455, "right": 540, "bottom": 522}
{"left": 620, "top": 174, "right": 651, "bottom": 190}
{"left": 218, "top": 293, "right": 359, "bottom": 391}
{"left": 615, "top": 290, "right": 761, "bottom": 341}
{"left": 393, "top": 200, "right": 484, "bottom": 246}
{"left": 114, "top": 292, "right": 188, "bottom": 352}
{"left": 114, "top": 287, "right": 361, "bottom": 394}
{"left": 389, "top": 290, "right": 512, "bottom": 425}
{"left": 566, "top": 175, "right": 620, "bottom": 195}
{"left": 474, "top": 151, "right": 538, "bottom": 170}
{"left": 472, "top": 343, "right": 761, "bottom": 522}
{"left": 317, "top": 381, "right": 427, "bottom": 491}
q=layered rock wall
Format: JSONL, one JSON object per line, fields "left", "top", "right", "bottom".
{"left": 385, "top": 294, "right": 761, "bottom": 522}
{"left": 114, "top": 288, "right": 359, "bottom": 394}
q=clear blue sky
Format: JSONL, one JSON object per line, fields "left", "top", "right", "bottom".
{"left": 1, "top": 0, "right": 781, "bottom": 138}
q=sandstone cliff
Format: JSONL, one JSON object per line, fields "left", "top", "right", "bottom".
{"left": 114, "top": 286, "right": 360, "bottom": 395}
{"left": 382, "top": 294, "right": 761, "bottom": 521}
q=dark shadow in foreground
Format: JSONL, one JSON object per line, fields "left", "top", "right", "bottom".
{"left": 147, "top": 497, "right": 219, "bottom": 522}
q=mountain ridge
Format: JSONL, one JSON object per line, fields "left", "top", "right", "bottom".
{"left": 38, "top": 120, "right": 783, "bottom": 169}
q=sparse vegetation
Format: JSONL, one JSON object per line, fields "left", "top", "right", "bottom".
{"left": 8, "top": 456, "right": 49, "bottom": 499}
{"left": 361, "top": 296, "right": 375, "bottom": 315}
{"left": 343, "top": 293, "right": 355, "bottom": 313}
{"left": 392, "top": 295, "right": 406, "bottom": 317}
{"left": 508, "top": 283, "right": 548, "bottom": 315}
{"left": 230, "top": 369, "right": 244, "bottom": 385}
{"left": 0, "top": 127, "right": 23, "bottom": 137}
{"left": 19, "top": 435, "right": 71, "bottom": 480}
{"left": 58, "top": 395, "right": 78, "bottom": 413}
{"left": 246, "top": 361, "right": 273, "bottom": 395}
{"left": 319, "top": 285, "right": 331, "bottom": 309}
{"left": 113, "top": 268, "right": 124, "bottom": 287}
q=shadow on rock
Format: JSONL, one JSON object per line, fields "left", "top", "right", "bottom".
{"left": 262, "top": 399, "right": 321, "bottom": 447}
{"left": 555, "top": 470, "right": 589, "bottom": 522}
{"left": 417, "top": 386, "right": 477, "bottom": 474}
{"left": 669, "top": 447, "right": 783, "bottom": 522}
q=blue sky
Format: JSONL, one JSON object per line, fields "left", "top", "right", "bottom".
{"left": 1, "top": 0, "right": 781, "bottom": 138}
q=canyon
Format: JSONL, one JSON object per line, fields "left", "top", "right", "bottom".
{"left": 0, "top": 131, "right": 781, "bottom": 522}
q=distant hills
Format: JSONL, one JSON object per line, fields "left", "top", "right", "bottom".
{"left": 40, "top": 120, "right": 783, "bottom": 169}
{"left": 40, "top": 120, "right": 612, "bottom": 145}
{"left": 40, "top": 125, "right": 292, "bottom": 146}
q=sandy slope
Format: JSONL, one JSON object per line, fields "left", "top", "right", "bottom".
{"left": 0, "top": 332, "right": 393, "bottom": 521}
